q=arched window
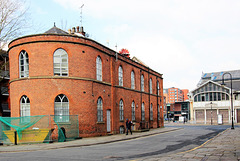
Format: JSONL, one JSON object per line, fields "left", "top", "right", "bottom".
{"left": 141, "top": 102, "right": 145, "bottom": 121}
{"left": 119, "top": 99, "right": 124, "bottom": 121}
{"left": 20, "top": 95, "right": 30, "bottom": 117}
{"left": 157, "top": 81, "right": 160, "bottom": 95}
{"left": 53, "top": 49, "right": 68, "bottom": 76}
{"left": 96, "top": 56, "right": 102, "bottom": 81}
{"left": 118, "top": 66, "right": 123, "bottom": 86}
{"left": 131, "top": 71, "right": 135, "bottom": 89}
{"left": 149, "top": 78, "right": 152, "bottom": 94}
{"left": 150, "top": 103, "right": 153, "bottom": 121}
{"left": 19, "top": 50, "right": 29, "bottom": 78}
{"left": 54, "top": 94, "right": 69, "bottom": 122}
{"left": 131, "top": 101, "right": 135, "bottom": 121}
{"left": 141, "top": 74, "right": 144, "bottom": 92}
{"left": 97, "top": 97, "right": 103, "bottom": 122}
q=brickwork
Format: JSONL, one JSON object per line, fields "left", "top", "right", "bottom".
{"left": 8, "top": 33, "right": 163, "bottom": 137}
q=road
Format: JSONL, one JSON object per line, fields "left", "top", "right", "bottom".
{"left": 0, "top": 125, "right": 233, "bottom": 161}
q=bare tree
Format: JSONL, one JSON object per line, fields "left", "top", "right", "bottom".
{"left": 0, "top": 0, "right": 28, "bottom": 77}
{"left": 0, "top": 0, "right": 28, "bottom": 49}
{"left": 0, "top": 0, "right": 28, "bottom": 102}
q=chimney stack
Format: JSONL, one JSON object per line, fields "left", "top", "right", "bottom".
{"left": 69, "top": 26, "right": 86, "bottom": 36}
{"left": 72, "top": 27, "right": 76, "bottom": 33}
{"left": 80, "top": 26, "right": 85, "bottom": 36}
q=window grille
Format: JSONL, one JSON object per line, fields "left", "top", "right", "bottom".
{"left": 96, "top": 56, "right": 102, "bottom": 81}
{"left": 19, "top": 51, "right": 29, "bottom": 78}
{"left": 54, "top": 94, "right": 69, "bottom": 122}
{"left": 53, "top": 49, "right": 68, "bottom": 76}
{"left": 131, "top": 71, "right": 135, "bottom": 89}
{"left": 141, "top": 75, "right": 144, "bottom": 92}
{"left": 131, "top": 101, "right": 135, "bottom": 121}
{"left": 97, "top": 97, "right": 103, "bottom": 122}
{"left": 118, "top": 66, "right": 123, "bottom": 86}
{"left": 119, "top": 99, "right": 124, "bottom": 121}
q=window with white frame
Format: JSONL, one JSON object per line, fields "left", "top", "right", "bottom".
{"left": 19, "top": 50, "right": 29, "bottom": 78}
{"left": 149, "top": 78, "right": 152, "bottom": 94}
{"left": 97, "top": 97, "right": 103, "bottom": 122}
{"left": 20, "top": 95, "right": 30, "bottom": 117}
{"left": 150, "top": 103, "right": 153, "bottom": 120}
{"left": 141, "top": 102, "right": 145, "bottom": 121}
{"left": 118, "top": 66, "right": 123, "bottom": 86}
{"left": 157, "top": 81, "right": 160, "bottom": 95}
{"left": 131, "top": 71, "right": 135, "bottom": 89}
{"left": 141, "top": 74, "right": 144, "bottom": 92}
{"left": 131, "top": 101, "right": 135, "bottom": 121}
{"left": 54, "top": 94, "right": 69, "bottom": 122}
{"left": 119, "top": 99, "right": 124, "bottom": 121}
{"left": 53, "top": 49, "right": 68, "bottom": 76}
{"left": 96, "top": 56, "right": 102, "bottom": 81}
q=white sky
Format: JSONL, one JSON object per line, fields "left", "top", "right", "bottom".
{"left": 24, "top": 0, "right": 240, "bottom": 91}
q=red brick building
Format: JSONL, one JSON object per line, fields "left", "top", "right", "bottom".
{"left": 165, "top": 87, "right": 183, "bottom": 103}
{"left": 182, "top": 89, "right": 189, "bottom": 101}
{"left": 8, "top": 25, "right": 164, "bottom": 137}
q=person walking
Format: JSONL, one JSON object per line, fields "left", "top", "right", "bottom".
{"left": 126, "top": 119, "right": 132, "bottom": 135}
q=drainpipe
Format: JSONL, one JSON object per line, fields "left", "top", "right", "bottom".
{"left": 148, "top": 68, "right": 150, "bottom": 128}
{"left": 157, "top": 78, "right": 159, "bottom": 128}
{"left": 140, "top": 70, "right": 142, "bottom": 123}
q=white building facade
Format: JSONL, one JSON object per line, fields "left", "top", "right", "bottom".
{"left": 190, "top": 70, "right": 240, "bottom": 124}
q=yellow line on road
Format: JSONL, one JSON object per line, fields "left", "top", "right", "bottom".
{"left": 176, "top": 128, "right": 228, "bottom": 154}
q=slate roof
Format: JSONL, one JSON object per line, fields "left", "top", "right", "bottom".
{"left": 44, "top": 24, "right": 68, "bottom": 35}
{"left": 197, "top": 70, "right": 240, "bottom": 91}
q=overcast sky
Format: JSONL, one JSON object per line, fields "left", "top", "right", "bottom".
{"left": 24, "top": 0, "right": 240, "bottom": 91}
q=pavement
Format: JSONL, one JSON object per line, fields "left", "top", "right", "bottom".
{"left": 0, "top": 127, "right": 180, "bottom": 153}
{"left": 0, "top": 125, "right": 239, "bottom": 161}
{"left": 142, "top": 127, "right": 240, "bottom": 161}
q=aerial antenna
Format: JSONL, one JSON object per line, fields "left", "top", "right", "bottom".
{"left": 80, "top": 4, "right": 84, "bottom": 27}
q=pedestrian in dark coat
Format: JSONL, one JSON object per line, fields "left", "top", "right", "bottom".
{"left": 126, "top": 119, "right": 132, "bottom": 135}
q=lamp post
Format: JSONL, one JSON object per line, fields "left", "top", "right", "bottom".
{"left": 222, "top": 72, "right": 234, "bottom": 130}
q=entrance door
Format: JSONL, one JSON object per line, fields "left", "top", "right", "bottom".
{"left": 237, "top": 109, "right": 240, "bottom": 123}
{"left": 107, "top": 110, "right": 111, "bottom": 132}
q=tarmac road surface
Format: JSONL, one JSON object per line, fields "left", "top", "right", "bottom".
{"left": 0, "top": 125, "right": 230, "bottom": 161}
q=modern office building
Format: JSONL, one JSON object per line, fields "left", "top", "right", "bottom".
{"left": 163, "top": 88, "right": 190, "bottom": 121}
{"left": 164, "top": 87, "right": 189, "bottom": 104}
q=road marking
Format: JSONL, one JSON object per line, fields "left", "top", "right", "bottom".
{"left": 176, "top": 128, "right": 228, "bottom": 154}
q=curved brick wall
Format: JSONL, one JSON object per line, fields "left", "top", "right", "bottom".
{"left": 8, "top": 34, "right": 164, "bottom": 137}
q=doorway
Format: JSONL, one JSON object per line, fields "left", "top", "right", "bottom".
{"left": 107, "top": 110, "right": 111, "bottom": 132}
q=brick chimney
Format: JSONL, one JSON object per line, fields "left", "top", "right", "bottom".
{"left": 76, "top": 26, "right": 80, "bottom": 33}
{"left": 80, "top": 26, "right": 86, "bottom": 36}
{"left": 72, "top": 27, "right": 76, "bottom": 33}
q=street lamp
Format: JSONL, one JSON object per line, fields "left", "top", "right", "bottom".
{"left": 221, "top": 72, "right": 234, "bottom": 130}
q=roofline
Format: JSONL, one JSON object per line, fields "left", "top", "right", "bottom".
{"left": 202, "top": 69, "right": 240, "bottom": 75}
{"left": 191, "top": 80, "right": 231, "bottom": 93}
{"left": 8, "top": 33, "right": 163, "bottom": 77}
